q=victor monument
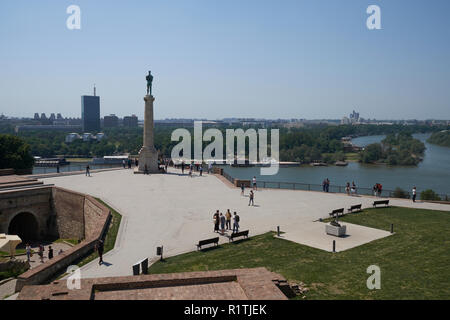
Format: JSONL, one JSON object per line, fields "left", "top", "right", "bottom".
{"left": 136, "top": 70, "right": 159, "bottom": 173}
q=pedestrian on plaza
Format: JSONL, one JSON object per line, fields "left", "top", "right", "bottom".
{"left": 252, "top": 176, "right": 257, "bottom": 191}
{"left": 322, "top": 179, "right": 327, "bottom": 192}
{"left": 189, "top": 164, "right": 193, "bottom": 177}
{"left": 122, "top": 160, "right": 126, "bottom": 168}
{"left": 48, "top": 246, "right": 53, "bottom": 260}
{"left": 181, "top": 161, "right": 185, "bottom": 174}
{"left": 25, "top": 243, "right": 31, "bottom": 262}
{"left": 199, "top": 165, "right": 203, "bottom": 176}
{"left": 232, "top": 212, "right": 240, "bottom": 233}
{"left": 249, "top": 190, "right": 255, "bottom": 206}
{"left": 208, "top": 162, "right": 212, "bottom": 174}
{"left": 220, "top": 213, "right": 226, "bottom": 235}
{"left": 373, "top": 184, "right": 378, "bottom": 196}
{"left": 38, "top": 244, "right": 44, "bottom": 263}
{"left": 326, "top": 178, "right": 330, "bottom": 192}
{"left": 412, "top": 186, "right": 417, "bottom": 202}
{"left": 225, "top": 209, "right": 232, "bottom": 230}
{"left": 85, "top": 165, "right": 90, "bottom": 177}
{"left": 241, "top": 183, "right": 245, "bottom": 196}
{"left": 351, "top": 181, "right": 357, "bottom": 195}
{"left": 346, "top": 182, "right": 350, "bottom": 195}
{"left": 378, "top": 184, "right": 382, "bottom": 197}
{"left": 96, "top": 239, "right": 104, "bottom": 265}
{"left": 213, "top": 210, "right": 220, "bottom": 233}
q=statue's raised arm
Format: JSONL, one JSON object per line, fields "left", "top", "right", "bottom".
{"left": 146, "top": 71, "right": 153, "bottom": 96}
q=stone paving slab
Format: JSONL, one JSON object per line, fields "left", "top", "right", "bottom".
{"left": 276, "top": 221, "right": 392, "bottom": 252}
{"left": 40, "top": 168, "right": 450, "bottom": 279}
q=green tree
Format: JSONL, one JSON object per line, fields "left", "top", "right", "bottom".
{"left": 0, "top": 134, "right": 35, "bottom": 170}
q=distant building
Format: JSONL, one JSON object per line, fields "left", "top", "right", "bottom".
{"left": 104, "top": 114, "right": 119, "bottom": 128}
{"left": 15, "top": 125, "right": 82, "bottom": 133}
{"left": 34, "top": 113, "right": 40, "bottom": 120}
{"left": 65, "top": 133, "right": 81, "bottom": 143}
{"left": 49, "top": 113, "right": 56, "bottom": 121}
{"left": 82, "top": 133, "right": 93, "bottom": 141}
{"left": 40, "top": 113, "right": 47, "bottom": 120}
{"left": 123, "top": 115, "right": 138, "bottom": 127}
{"left": 57, "top": 113, "right": 63, "bottom": 120}
{"left": 81, "top": 88, "right": 100, "bottom": 132}
{"left": 96, "top": 132, "right": 106, "bottom": 141}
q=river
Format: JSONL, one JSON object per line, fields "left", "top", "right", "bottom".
{"left": 222, "top": 133, "right": 450, "bottom": 196}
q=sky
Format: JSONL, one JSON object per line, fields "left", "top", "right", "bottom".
{"left": 0, "top": 0, "right": 449, "bottom": 120}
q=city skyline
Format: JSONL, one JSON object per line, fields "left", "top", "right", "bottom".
{"left": 1, "top": 0, "right": 450, "bottom": 120}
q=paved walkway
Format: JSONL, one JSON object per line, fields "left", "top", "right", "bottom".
{"left": 41, "top": 168, "right": 450, "bottom": 279}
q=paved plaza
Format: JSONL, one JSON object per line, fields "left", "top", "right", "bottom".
{"left": 40, "top": 168, "right": 450, "bottom": 279}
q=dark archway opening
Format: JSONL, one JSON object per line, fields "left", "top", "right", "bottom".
{"left": 8, "top": 212, "right": 39, "bottom": 241}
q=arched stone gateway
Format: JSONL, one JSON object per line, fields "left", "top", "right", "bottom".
{"left": 8, "top": 212, "right": 39, "bottom": 241}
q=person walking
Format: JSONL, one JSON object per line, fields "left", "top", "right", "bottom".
{"left": 225, "top": 209, "right": 232, "bottom": 230}
{"left": 213, "top": 210, "right": 220, "bottom": 233}
{"left": 248, "top": 190, "right": 254, "bottom": 206}
{"left": 25, "top": 243, "right": 31, "bottom": 262}
{"left": 252, "top": 176, "right": 257, "bottom": 191}
{"left": 122, "top": 159, "right": 126, "bottom": 169}
{"left": 378, "top": 184, "right": 382, "bottom": 197}
{"left": 96, "top": 239, "right": 104, "bottom": 265}
{"left": 199, "top": 165, "right": 203, "bottom": 176}
{"left": 38, "top": 244, "right": 44, "bottom": 263}
{"left": 233, "top": 212, "right": 240, "bottom": 233}
{"left": 189, "top": 164, "right": 193, "bottom": 177}
{"left": 241, "top": 183, "right": 245, "bottom": 196}
{"left": 346, "top": 182, "right": 350, "bottom": 195}
{"left": 48, "top": 246, "right": 54, "bottom": 260}
{"left": 220, "top": 213, "right": 226, "bottom": 235}
{"left": 181, "top": 161, "right": 185, "bottom": 174}
{"left": 412, "top": 186, "right": 417, "bottom": 202}
{"left": 85, "top": 165, "right": 90, "bottom": 177}
{"left": 208, "top": 162, "right": 212, "bottom": 174}
{"left": 326, "top": 178, "right": 330, "bottom": 193}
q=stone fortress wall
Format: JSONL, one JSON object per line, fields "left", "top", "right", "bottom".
{"left": 0, "top": 185, "right": 111, "bottom": 291}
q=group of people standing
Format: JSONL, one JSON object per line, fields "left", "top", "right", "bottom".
{"left": 213, "top": 210, "right": 240, "bottom": 235}
{"left": 373, "top": 183, "right": 383, "bottom": 197}
{"left": 25, "top": 243, "right": 62, "bottom": 263}
{"left": 345, "top": 181, "right": 357, "bottom": 195}
{"left": 180, "top": 161, "right": 210, "bottom": 177}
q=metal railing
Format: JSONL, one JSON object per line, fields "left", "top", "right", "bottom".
{"left": 249, "top": 180, "right": 449, "bottom": 201}
{"left": 32, "top": 164, "right": 123, "bottom": 175}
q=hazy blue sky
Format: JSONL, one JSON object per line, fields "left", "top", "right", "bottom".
{"left": 1, "top": 0, "right": 449, "bottom": 120}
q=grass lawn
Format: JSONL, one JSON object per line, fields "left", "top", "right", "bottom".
{"left": 148, "top": 207, "right": 450, "bottom": 299}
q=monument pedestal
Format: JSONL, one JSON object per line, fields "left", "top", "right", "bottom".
{"left": 134, "top": 93, "right": 160, "bottom": 174}
{"left": 136, "top": 146, "right": 159, "bottom": 174}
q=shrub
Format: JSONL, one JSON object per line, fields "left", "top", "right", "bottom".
{"left": 420, "top": 189, "right": 441, "bottom": 201}
{"left": 393, "top": 187, "right": 410, "bottom": 199}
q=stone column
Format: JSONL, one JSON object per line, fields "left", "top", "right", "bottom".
{"left": 137, "top": 95, "right": 159, "bottom": 173}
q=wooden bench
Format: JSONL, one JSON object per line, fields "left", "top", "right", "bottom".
{"left": 196, "top": 237, "right": 219, "bottom": 250}
{"left": 373, "top": 200, "right": 389, "bottom": 208}
{"left": 347, "top": 204, "right": 362, "bottom": 213}
{"left": 229, "top": 230, "right": 249, "bottom": 242}
{"left": 329, "top": 208, "right": 345, "bottom": 218}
